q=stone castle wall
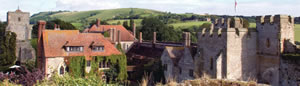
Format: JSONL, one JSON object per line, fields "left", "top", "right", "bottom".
{"left": 196, "top": 17, "right": 257, "bottom": 80}
{"left": 280, "top": 57, "right": 300, "bottom": 86}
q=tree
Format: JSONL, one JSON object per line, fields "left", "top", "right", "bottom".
{"left": 140, "top": 17, "right": 180, "bottom": 42}
{"left": 31, "top": 19, "right": 77, "bottom": 38}
{"left": 129, "top": 19, "right": 135, "bottom": 31}
{"left": 122, "top": 21, "right": 130, "bottom": 30}
{"left": 0, "top": 21, "right": 17, "bottom": 71}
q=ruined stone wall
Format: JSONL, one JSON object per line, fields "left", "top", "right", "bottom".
{"left": 280, "top": 57, "right": 300, "bottom": 86}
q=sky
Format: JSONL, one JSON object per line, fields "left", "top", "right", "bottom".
{"left": 0, "top": 0, "right": 299, "bottom": 21}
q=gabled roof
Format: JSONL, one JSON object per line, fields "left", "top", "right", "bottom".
{"left": 42, "top": 30, "right": 121, "bottom": 57}
{"left": 164, "top": 46, "right": 185, "bottom": 66}
{"left": 86, "top": 24, "right": 135, "bottom": 41}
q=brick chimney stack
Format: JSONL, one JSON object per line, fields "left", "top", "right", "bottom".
{"left": 96, "top": 19, "right": 101, "bottom": 27}
{"left": 133, "top": 24, "right": 136, "bottom": 39}
{"left": 139, "top": 32, "right": 143, "bottom": 43}
{"left": 117, "top": 30, "right": 121, "bottom": 44}
{"left": 54, "top": 24, "right": 57, "bottom": 29}
{"left": 37, "top": 20, "right": 46, "bottom": 57}
{"left": 153, "top": 32, "right": 156, "bottom": 44}
{"left": 183, "top": 32, "right": 191, "bottom": 47}
{"left": 110, "top": 28, "right": 117, "bottom": 42}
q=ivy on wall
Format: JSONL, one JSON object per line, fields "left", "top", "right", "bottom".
{"left": 68, "top": 54, "right": 127, "bottom": 81}
{"left": 68, "top": 56, "right": 85, "bottom": 78}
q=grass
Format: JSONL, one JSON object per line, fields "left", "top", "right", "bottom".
{"left": 295, "top": 24, "right": 300, "bottom": 42}
{"left": 170, "top": 21, "right": 210, "bottom": 29}
{"left": 34, "top": 8, "right": 164, "bottom": 23}
{"left": 249, "top": 23, "right": 256, "bottom": 28}
{"left": 107, "top": 19, "right": 143, "bottom": 26}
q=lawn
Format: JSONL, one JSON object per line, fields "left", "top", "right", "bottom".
{"left": 170, "top": 21, "right": 210, "bottom": 29}
{"left": 295, "top": 24, "right": 300, "bottom": 42}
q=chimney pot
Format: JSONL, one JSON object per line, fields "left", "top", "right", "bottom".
{"left": 96, "top": 19, "right": 101, "bottom": 27}
{"left": 133, "top": 24, "right": 136, "bottom": 39}
{"left": 183, "top": 32, "right": 191, "bottom": 47}
{"left": 117, "top": 30, "right": 121, "bottom": 43}
{"left": 153, "top": 32, "right": 156, "bottom": 44}
{"left": 139, "top": 32, "right": 143, "bottom": 43}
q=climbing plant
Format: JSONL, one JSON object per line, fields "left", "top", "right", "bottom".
{"left": 68, "top": 56, "right": 85, "bottom": 78}
{"left": 67, "top": 54, "right": 127, "bottom": 81}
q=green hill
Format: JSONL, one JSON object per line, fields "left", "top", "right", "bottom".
{"left": 30, "top": 8, "right": 166, "bottom": 30}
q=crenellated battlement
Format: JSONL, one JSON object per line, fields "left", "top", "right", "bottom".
{"left": 212, "top": 17, "right": 245, "bottom": 29}
{"left": 256, "top": 15, "right": 294, "bottom": 25}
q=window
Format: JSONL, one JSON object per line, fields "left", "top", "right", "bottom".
{"left": 266, "top": 38, "right": 270, "bottom": 48}
{"left": 107, "top": 60, "right": 111, "bottom": 68}
{"left": 163, "top": 64, "right": 167, "bottom": 71}
{"left": 66, "top": 46, "right": 83, "bottom": 52}
{"left": 179, "top": 67, "right": 182, "bottom": 74}
{"left": 87, "top": 61, "right": 91, "bottom": 67}
{"left": 210, "top": 57, "right": 213, "bottom": 70}
{"left": 18, "top": 17, "right": 21, "bottom": 22}
{"left": 92, "top": 46, "right": 104, "bottom": 52}
{"left": 189, "top": 69, "right": 194, "bottom": 77}
{"left": 60, "top": 66, "right": 64, "bottom": 75}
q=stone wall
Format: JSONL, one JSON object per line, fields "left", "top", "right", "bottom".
{"left": 5, "top": 10, "right": 35, "bottom": 63}
{"left": 226, "top": 28, "right": 257, "bottom": 81}
{"left": 46, "top": 57, "right": 66, "bottom": 78}
{"left": 16, "top": 41, "right": 36, "bottom": 63}
{"left": 280, "top": 56, "right": 300, "bottom": 86}
{"left": 6, "top": 11, "right": 32, "bottom": 41}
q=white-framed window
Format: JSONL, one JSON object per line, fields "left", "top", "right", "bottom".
{"left": 66, "top": 46, "right": 83, "bottom": 52}
{"left": 92, "top": 46, "right": 104, "bottom": 52}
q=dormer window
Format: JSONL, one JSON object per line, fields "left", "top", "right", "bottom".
{"left": 66, "top": 46, "right": 83, "bottom": 52}
{"left": 92, "top": 46, "right": 104, "bottom": 52}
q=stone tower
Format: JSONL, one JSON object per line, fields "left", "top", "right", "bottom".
{"left": 6, "top": 9, "right": 32, "bottom": 40}
{"left": 256, "top": 15, "right": 295, "bottom": 85}
{"left": 6, "top": 9, "right": 35, "bottom": 63}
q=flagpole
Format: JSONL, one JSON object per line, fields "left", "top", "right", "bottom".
{"left": 234, "top": 0, "right": 237, "bottom": 17}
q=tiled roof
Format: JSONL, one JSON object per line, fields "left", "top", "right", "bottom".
{"left": 87, "top": 25, "right": 135, "bottom": 41}
{"left": 42, "top": 30, "right": 121, "bottom": 58}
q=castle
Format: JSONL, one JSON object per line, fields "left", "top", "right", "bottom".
{"left": 159, "top": 15, "right": 298, "bottom": 86}
{"left": 5, "top": 9, "right": 35, "bottom": 63}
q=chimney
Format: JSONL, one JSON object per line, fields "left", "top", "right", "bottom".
{"left": 96, "top": 19, "right": 101, "bottom": 27}
{"left": 110, "top": 28, "right": 114, "bottom": 42}
{"left": 183, "top": 32, "right": 191, "bottom": 47}
{"left": 139, "top": 32, "right": 143, "bottom": 43}
{"left": 37, "top": 20, "right": 46, "bottom": 57}
{"left": 54, "top": 24, "right": 57, "bottom": 29}
{"left": 133, "top": 24, "right": 136, "bottom": 39}
{"left": 117, "top": 30, "right": 121, "bottom": 43}
{"left": 153, "top": 32, "right": 156, "bottom": 44}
